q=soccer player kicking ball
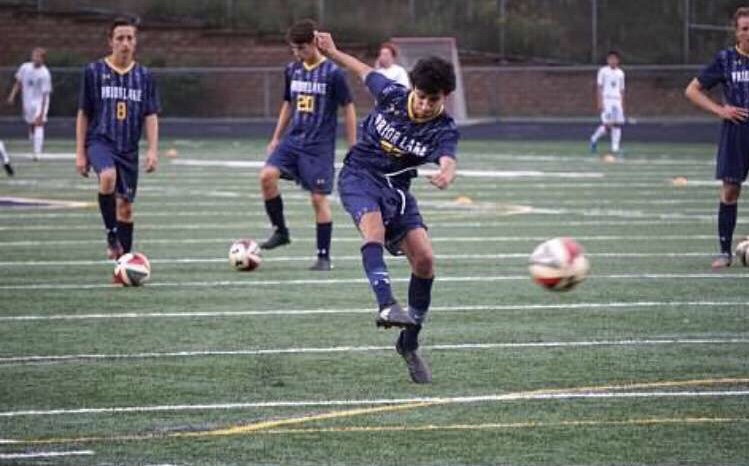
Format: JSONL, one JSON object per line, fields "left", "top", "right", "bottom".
{"left": 75, "top": 17, "right": 160, "bottom": 261}
{"left": 259, "top": 19, "right": 357, "bottom": 271}
{"left": 685, "top": 7, "right": 749, "bottom": 269}
{"left": 315, "top": 31, "right": 460, "bottom": 383}
{"left": 589, "top": 50, "right": 626, "bottom": 158}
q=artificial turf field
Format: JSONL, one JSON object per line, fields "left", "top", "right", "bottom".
{"left": 0, "top": 138, "right": 747, "bottom": 465}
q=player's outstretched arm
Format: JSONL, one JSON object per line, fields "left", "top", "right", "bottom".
{"left": 427, "top": 156, "right": 457, "bottom": 190}
{"left": 144, "top": 114, "right": 159, "bottom": 173}
{"left": 315, "top": 31, "right": 372, "bottom": 81}
{"left": 75, "top": 110, "right": 89, "bottom": 177}
{"left": 6, "top": 81, "right": 20, "bottom": 105}
{"left": 685, "top": 78, "right": 748, "bottom": 123}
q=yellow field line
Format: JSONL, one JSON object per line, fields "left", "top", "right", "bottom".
{"left": 255, "top": 416, "right": 749, "bottom": 435}
{"left": 9, "top": 376, "right": 749, "bottom": 445}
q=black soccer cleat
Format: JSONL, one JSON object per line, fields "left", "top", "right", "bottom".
{"left": 308, "top": 257, "right": 333, "bottom": 271}
{"left": 3, "top": 163, "right": 13, "bottom": 177}
{"left": 106, "top": 233, "right": 124, "bottom": 260}
{"left": 376, "top": 302, "right": 417, "bottom": 329}
{"left": 260, "top": 229, "right": 291, "bottom": 250}
{"left": 396, "top": 331, "right": 432, "bottom": 384}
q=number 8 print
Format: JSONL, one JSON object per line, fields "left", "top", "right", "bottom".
{"left": 116, "top": 101, "right": 127, "bottom": 120}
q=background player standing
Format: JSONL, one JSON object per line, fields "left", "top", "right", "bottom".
{"left": 259, "top": 19, "right": 357, "bottom": 271}
{"left": 589, "top": 50, "right": 625, "bottom": 157}
{"left": 315, "top": 31, "right": 459, "bottom": 384}
{"left": 685, "top": 7, "right": 749, "bottom": 269}
{"left": 75, "top": 17, "right": 160, "bottom": 262}
{"left": 7, "top": 47, "right": 52, "bottom": 161}
{"left": 374, "top": 42, "right": 410, "bottom": 88}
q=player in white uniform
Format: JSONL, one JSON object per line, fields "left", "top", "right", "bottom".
{"left": 7, "top": 48, "right": 52, "bottom": 161}
{"left": 374, "top": 42, "right": 410, "bottom": 88}
{"left": 589, "top": 50, "right": 626, "bottom": 156}
{"left": 0, "top": 141, "right": 12, "bottom": 176}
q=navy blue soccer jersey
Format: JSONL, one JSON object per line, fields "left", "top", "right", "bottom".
{"left": 698, "top": 47, "right": 749, "bottom": 109}
{"left": 283, "top": 58, "right": 352, "bottom": 146}
{"left": 78, "top": 59, "right": 160, "bottom": 154}
{"left": 345, "top": 72, "right": 459, "bottom": 177}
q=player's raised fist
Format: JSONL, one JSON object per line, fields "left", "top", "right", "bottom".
{"left": 314, "top": 31, "right": 337, "bottom": 55}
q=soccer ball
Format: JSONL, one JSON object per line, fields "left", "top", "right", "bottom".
{"left": 113, "top": 252, "right": 151, "bottom": 286}
{"left": 229, "top": 239, "right": 262, "bottom": 271}
{"left": 735, "top": 237, "right": 749, "bottom": 266}
{"left": 529, "top": 237, "right": 590, "bottom": 291}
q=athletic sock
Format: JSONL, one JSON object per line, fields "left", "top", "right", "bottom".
{"left": 591, "top": 125, "right": 606, "bottom": 142}
{"left": 264, "top": 195, "right": 288, "bottom": 234}
{"left": 611, "top": 127, "right": 622, "bottom": 153}
{"left": 399, "top": 274, "right": 435, "bottom": 351}
{"left": 316, "top": 222, "right": 332, "bottom": 259}
{"left": 361, "top": 242, "right": 395, "bottom": 309}
{"left": 32, "top": 126, "right": 44, "bottom": 157}
{"left": 718, "top": 202, "right": 738, "bottom": 255}
{"left": 98, "top": 192, "right": 118, "bottom": 238}
{"left": 117, "top": 221, "right": 134, "bottom": 253}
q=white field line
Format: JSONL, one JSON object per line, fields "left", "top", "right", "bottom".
{"left": 0, "top": 220, "right": 734, "bottom": 232}
{"left": 0, "top": 301, "right": 746, "bottom": 322}
{"left": 1, "top": 338, "right": 747, "bottom": 366}
{"left": 1, "top": 273, "right": 748, "bottom": 291}
{"left": 0, "top": 252, "right": 719, "bottom": 268}
{"left": 0, "top": 450, "right": 94, "bottom": 459}
{"left": 1, "top": 390, "right": 748, "bottom": 418}
{"left": 0, "top": 235, "right": 721, "bottom": 248}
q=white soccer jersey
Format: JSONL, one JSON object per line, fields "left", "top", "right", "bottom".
{"left": 15, "top": 62, "right": 52, "bottom": 123}
{"left": 375, "top": 64, "right": 410, "bottom": 88}
{"left": 597, "top": 66, "right": 625, "bottom": 102}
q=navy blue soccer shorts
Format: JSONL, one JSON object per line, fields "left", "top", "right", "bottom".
{"left": 338, "top": 166, "right": 426, "bottom": 255}
{"left": 86, "top": 141, "right": 139, "bottom": 202}
{"left": 266, "top": 140, "right": 335, "bottom": 195}
{"left": 716, "top": 122, "right": 749, "bottom": 184}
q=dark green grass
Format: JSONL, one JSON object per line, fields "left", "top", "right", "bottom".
{"left": 0, "top": 138, "right": 747, "bottom": 465}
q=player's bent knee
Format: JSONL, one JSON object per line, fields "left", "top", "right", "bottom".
{"left": 98, "top": 169, "right": 117, "bottom": 193}
{"left": 412, "top": 251, "right": 435, "bottom": 277}
{"left": 117, "top": 200, "right": 133, "bottom": 221}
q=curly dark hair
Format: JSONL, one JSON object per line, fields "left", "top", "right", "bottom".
{"left": 286, "top": 19, "right": 317, "bottom": 45}
{"left": 409, "top": 56, "right": 456, "bottom": 95}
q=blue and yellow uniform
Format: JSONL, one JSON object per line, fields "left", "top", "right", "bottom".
{"left": 78, "top": 58, "right": 160, "bottom": 201}
{"left": 698, "top": 47, "right": 749, "bottom": 183}
{"left": 339, "top": 72, "right": 459, "bottom": 254}
{"left": 267, "top": 58, "right": 352, "bottom": 194}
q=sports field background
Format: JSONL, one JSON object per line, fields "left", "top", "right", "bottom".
{"left": 0, "top": 138, "right": 747, "bottom": 465}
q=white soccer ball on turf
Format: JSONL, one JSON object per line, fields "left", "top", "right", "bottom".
{"left": 735, "top": 237, "right": 749, "bottom": 267}
{"left": 229, "top": 239, "right": 262, "bottom": 271}
{"left": 529, "top": 237, "right": 590, "bottom": 291}
{"left": 114, "top": 252, "right": 151, "bottom": 286}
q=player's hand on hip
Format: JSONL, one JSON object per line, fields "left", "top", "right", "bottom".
{"left": 314, "top": 31, "right": 337, "bottom": 55}
{"left": 428, "top": 156, "right": 456, "bottom": 190}
{"left": 145, "top": 149, "right": 158, "bottom": 173}
{"left": 75, "top": 152, "right": 89, "bottom": 177}
{"left": 720, "top": 105, "right": 749, "bottom": 124}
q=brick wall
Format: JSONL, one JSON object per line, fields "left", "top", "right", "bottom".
{"left": 0, "top": 7, "right": 718, "bottom": 120}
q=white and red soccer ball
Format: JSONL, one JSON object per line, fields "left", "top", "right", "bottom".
{"left": 736, "top": 237, "right": 749, "bottom": 267}
{"left": 529, "top": 237, "right": 590, "bottom": 291}
{"left": 113, "top": 252, "right": 151, "bottom": 286}
{"left": 229, "top": 239, "right": 262, "bottom": 271}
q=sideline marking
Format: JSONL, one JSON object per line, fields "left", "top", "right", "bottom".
{"left": 2, "top": 378, "right": 748, "bottom": 418}
{"left": 1, "top": 273, "right": 748, "bottom": 291}
{"left": 0, "top": 450, "right": 94, "bottom": 459}
{"left": 1, "top": 338, "right": 747, "bottom": 365}
{"left": 1, "top": 300, "right": 745, "bottom": 322}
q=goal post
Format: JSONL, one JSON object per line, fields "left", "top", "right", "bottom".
{"left": 390, "top": 37, "right": 468, "bottom": 122}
